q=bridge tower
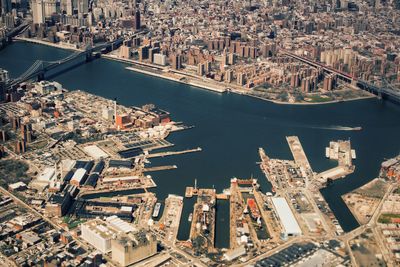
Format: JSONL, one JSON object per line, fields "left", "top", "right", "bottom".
{"left": 85, "top": 51, "right": 93, "bottom": 62}
{"left": 377, "top": 89, "right": 382, "bottom": 100}
{"left": 37, "top": 72, "right": 45, "bottom": 82}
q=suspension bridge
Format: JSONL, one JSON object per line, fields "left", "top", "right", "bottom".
{"left": 0, "top": 21, "right": 30, "bottom": 48}
{"left": 282, "top": 50, "right": 400, "bottom": 103}
{"left": 9, "top": 38, "right": 123, "bottom": 87}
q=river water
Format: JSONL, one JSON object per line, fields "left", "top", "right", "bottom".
{"left": 1, "top": 42, "right": 400, "bottom": 248}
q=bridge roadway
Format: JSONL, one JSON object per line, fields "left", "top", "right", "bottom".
{"left": 282, "top": 50, "right": 400, "bottom": 102}
{"left": 0, "top": 21, "right": 30, "bottom": 46}
{"left": 9, "top": 37, "right": 123, "bottom": 87}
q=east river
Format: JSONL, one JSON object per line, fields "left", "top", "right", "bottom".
{"left": 1, "top": 42, "right": 400, "bottom": 248}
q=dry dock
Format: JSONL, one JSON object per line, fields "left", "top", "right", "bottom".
{"left": 158, "top": 194, "right": 184, "bottom": 243}
{"left": 189, "top": 188, "right": 217, "bottom": 253}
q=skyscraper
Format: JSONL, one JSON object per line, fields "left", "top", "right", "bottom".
{"left": 135, "top": 9, "right": 141, "bottom": 30}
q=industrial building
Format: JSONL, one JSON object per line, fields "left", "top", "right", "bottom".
{"left": 45, "top": 184, "right": 79, "bottom": 217}
{"left": 80, "top": 218, "right": 119, "bottom": 253}
{"left": 271, "top": 197, "right": 302, "bottom": 238}
{"left": 83, "top": 145, "right": 109, "bottom": 160}
{"left": 80, "top": 217, "right": 156, "bottom": 265}
{"left": 111, "top": 230, "right": 157, "bottom": 266}
{"left": 70, "top": 168, "right": 88, "bottom": 186}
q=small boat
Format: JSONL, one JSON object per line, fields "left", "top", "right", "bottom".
{"left": 152, "top": 203, "right": 161, "bottom": 218}
{"left": 188, "top": 213, "right": 193, "bottom": 222}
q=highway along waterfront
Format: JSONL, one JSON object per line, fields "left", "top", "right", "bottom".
{"left": 2, "top": 42, "right": 400, "bottom": 246}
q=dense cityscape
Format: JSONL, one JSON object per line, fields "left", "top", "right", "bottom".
{"left": 0, "top": 0, "right": 400, "bottom": 266}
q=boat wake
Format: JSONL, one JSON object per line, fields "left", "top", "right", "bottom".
{"left": 309, "top": 125, "right": 362, "bottom": 131}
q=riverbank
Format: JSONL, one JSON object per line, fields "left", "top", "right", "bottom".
{"left": 247, "top": 93, "right": 376, "bottom": 106}
{"left": 13, "top": 38, "right": 376, "bottom": 106}
{"left": 14, "top": 37, "right": 82, "bottom": 52}
{"left": 103, "top": 54, "right": 227, "bottom": 94}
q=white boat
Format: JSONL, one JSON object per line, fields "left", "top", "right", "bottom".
{"left": 152, "top": 203, "right": 161, "bottom": 218}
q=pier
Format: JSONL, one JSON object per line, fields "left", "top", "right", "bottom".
{"left": 185, "top": 179, "right": 198, "bottom": 198}
{"left": 318, "top": 139, "right": 356, "bottom": 182}
{"left": 146, "top": 147, "right": 202, "bottom": 158}
{"left": 143, "top": 165, "right": 177, "bottom": 172}
{"left": 286, "top": 136, "right": 313, "bottom": 172}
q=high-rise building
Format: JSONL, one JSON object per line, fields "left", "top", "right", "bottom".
{"left": 43, "top": 0, "right": 56, "bottom": 16}
{"left": 205, "top": 61, "right": 211, "bottom": 73}
{"left": 237, "top": 72, "right": 245, "bottom": 86}
{"left": 221, "top": 50, "right": 228, "bottom": 67}
{"left": 0, "top": 0, "right": 12, "bottom": 15}
{"left": 225, "top": 69, "right": 233, "bottom": 83}
{"left": 0, "top": 69, "right": 9, "bottom": 103}
{"left": 134, "top": 9, "right": 141, "bottom": 30}
{"left": 119, "top": 45, "right": 131, "bottom": 59}
{"left": 61, "top": 0, "right": 73, "bottom": 15}
{"left": 171, "top": 53, "right": 182, "bottom": 70}
{"left": 31, "top": 0, "right": 45, "bottom": 24}
{"left": 77, "top": 0, "right": 88, "bottom": 14}
{"left": 138, "top": 46, "right": 149, "bottom": 61}
{"left": 153, "top": 53, "right": 167, "bottom": 66}
{"left": 198, "top": 62, "right": 205, "bottom": 76}
{"left": 228, "top": 53, "right": 236, "bottom": 65}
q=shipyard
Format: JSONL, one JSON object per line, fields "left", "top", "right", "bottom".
{"left": 1, "top": 0, "right": 400, "bottom": 264}
{"left": 0, "top": 76, "right": 400, "bottom": 267}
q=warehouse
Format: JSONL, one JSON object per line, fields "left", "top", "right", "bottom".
{"left": 271, "top": 197, "right": 302, "bottom": 237}
{"left": 83, "top": 145, "right": 109, "bottom": 160}
{"left": 70, "top": 168, "right": 88, "bottom": 186}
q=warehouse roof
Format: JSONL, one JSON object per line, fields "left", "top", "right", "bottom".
{"left": 271, "top": 197, "right": 302, "bottom": 236}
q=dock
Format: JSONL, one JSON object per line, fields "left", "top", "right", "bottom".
{"left": 147, "top": 147, "right": 202, "bottom": 158}
{"left": 143, "top": 165, "right": 177, "bottom": 172}
{"left": 318, "top": 166, "right": 354, "bottom": 181}
{"left": 189, "top": 189, "right": 217, "bottom": 253}
{"left": 185, "top": 179, "right": 199, "bottom": 198}
{"left": 325, "top": 140, "right": 354, "bottom": 166}
{"left": 216, "top": 193, "right": 229, "bottom": 200}
{"left": 185, "top": 187, "right": 194, "bottom": 198}
{"left": 286, "top": 136, "right": 313, "bottom": 172}
{"left": 319, "top": 139, "right": 356, "bottom": 181}
{"left": 157, "top": 194, "right": 183, "bottom": 243}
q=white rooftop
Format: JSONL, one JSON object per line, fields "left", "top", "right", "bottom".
{"left": 271, "top": 197, "right": 302, "bottom": 236}
{"left": 106, "top": 216, "right": 135, "bottom": 233}
{"left": 83, "top": 145, "right": 109, "bottom": 160}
